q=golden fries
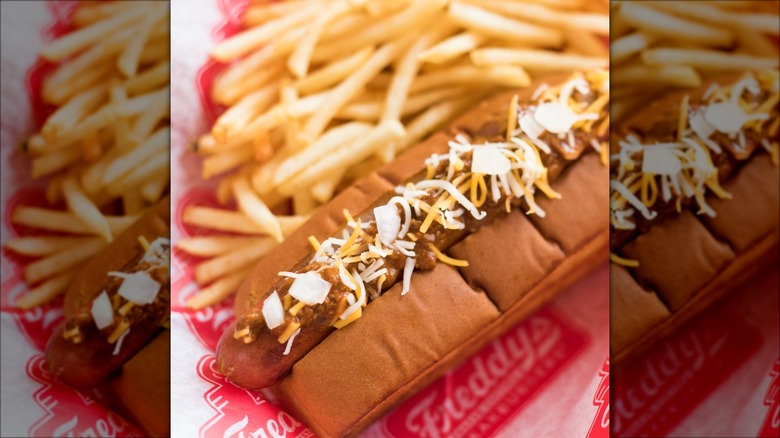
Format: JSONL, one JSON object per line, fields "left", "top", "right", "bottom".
{"left": 6, "top": 1, "right": 170, "bottom": 308}
{"left": 181, "top": 0, "right": 609, "bottom": 308}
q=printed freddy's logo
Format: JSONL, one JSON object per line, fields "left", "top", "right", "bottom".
{"left": 197, "top": 355, "right": 313, "bottom": 438}
{"left": 587, "top": 358, "right": 610, "bottom": 438}
{"left": 758, "top": 358, "right": 780, "bottom": 438}
{"left": 26, "top": 355, "right": 143, "bottom": 438}
{"left": 381, "top": 308, "right": 587, "bottom": 438}
{"left": 612, "top": 307, "right": 762, "bottom": 437}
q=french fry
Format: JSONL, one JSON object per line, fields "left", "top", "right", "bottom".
{"left": 448, "top": 1, "right": 563, "bottom": 48}
{"left": 408, "top": 64, "right": 531, "bottom": 93}
{"left": 187, "top": 266, "right": 254, "bottom": 310}
{"left": 288, "top": 0, "right": 358, "bottom": 78}
{"left": 471, "top": 48, "right": 607, "bottom": 72}
{"left": 43, "top": 63, "right": 112, "bottom": 106}
{"left": 736, "top": 27, "right": 779, "bottom": 57}
{"left": 42, "top": 86, "right": 107, "bottom": 143}
{"left": 214, "top": 63, "right": 285, "bottom": 107}
{"left": 738, "top": 13, "right": 780, "bottom": 35}
{"left": 310, "top": 0, "right": 447, "bottom": 63}
{"left": 15, "top": 271, "right": 76, "bottom": 310}
{"left": 641, "top": 48, "right": 778, "bottom": 71}
{"left": 232, "top": 177, "right": 284, "bottom": 242}
{"left": 194, "top": 239, "right": 278, "bottom": 285}
{"left": 304, "top": 37, "right": 412, "bottom": 141}
{"left": 213, "top": 82, "right": 280, "bottom": 143}
{"left": 32, "top": 147, "right": 81, "bottom": 178}
{"left": 400, "top": 96, "right": 478, "bottom": 151}
{"left": 24, "top": 239, "right": 105, "bottom": 284}
{"left": 618, "top": 2, "right": 733, "bottom": 46}
{"left": 117, "top": 86, "right": 170, "bottom": 117}
{"left": 117, "top": 2, "right": 168, "bottom": 77}
{"left": 642, "top": 1, "right": 732, "bottom": 27}
{"left": 123, "top": 61, "right": 170, "bottom": 95}
{"left": 132, "top": 93, "right": 169, "bottom": 143}
{"left": 338, "top": 87, "right": 465, "bottom": 121}
{"left": 212, "top": 4, "right": 320, "bottom": 62}
{"left": 230, "top": 105, "right": 290, "bottom": 146}
{"left": 382, "top": 21, "right": 457, "bottom": 123}
{"left": 611, "top": 32, "right": 656, "bottom": 64}
{"left": 471, "top": 0, "right": 609, "bottom": 36}
{"left": 419, "top": 32, "right": 488, "bottom": 64}
{"left": 281, "top": 120, "right": 406, "bottom": 196}
{"left": 102, "top": 127, "right": 169, "bottom": 187}
{"left": 140, "top": 173, "right": 170, "bottom": 203}
{"left": 612, "top": 64, "right": 702, "bottom": 88}
{"left": 272, "top": 122, "right": 373, "bottom": 186}
{"left": 105, "top": 152, "right": 169, "bottom": 196}
{"left": 73, "top": 2, "right": 138, "bottom": 27}
{"left": 293, "top": 46, "right": 374, "bottom": 94}
{"left": 178, "top": 236, "right": 273, "bottom": 258}
{"left": 311, "top": 169, "right": 346, "bottom": 203}
{"left": 39, "top": 6, "right": 147, "bottom": 61}
{"left": 62, "top": 177, "right": 113, "bottom": 242}
{"left": 564, "top": 28, "right": 609, "bottom": 58}
{"left": 293, "top": 190, "right": 319, "bottom": 215}
{"left": 182, "top": 206, "right": 267, "bottom": 234}
{"left": 5, "top": 237, "right": 103, "bottom": 257}
{"left": 202, "top": 144, "right": 254, "bottom": 179}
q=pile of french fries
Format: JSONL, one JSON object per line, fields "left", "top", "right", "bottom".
{"left": 611, "top": 0, "right": 779, "bottom": 121}
{"left": 5, "top": 1, "right": 170, "bottom": 309}
{"left": 179, "top": 0, "right": 609, "bottom": 308}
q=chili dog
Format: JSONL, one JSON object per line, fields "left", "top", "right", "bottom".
{"left": 45, "top": 197, "right": 170, "bottom": 389}
{"left": 609, "top": 71, "right": 779, "bottom": 363}
{"left": 216, "top": 70, "right": 610, "bottom": 394}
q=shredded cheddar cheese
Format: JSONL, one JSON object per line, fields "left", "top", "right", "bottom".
{"left": 428, "top": 245, "right": 468, "bottom": 267}
{"left": 610, "top": 252, "right": 639, "bottom": 268}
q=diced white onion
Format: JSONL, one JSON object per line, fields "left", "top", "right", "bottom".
{"left": 689, "top": 111, "right": 715, "bottom": 141}
{"left": 704, "top": 102, "right": 766, "bottom": 134}
{"left": 288, "top": 272, "right": 331, "bottom": 305}
{"left": 472, "top": 147, "right": 511, "bottom": 175}
{"left": 374, "top": 204, "right": 401, "bottom": 245}
{"left": 91, "top": 290, "right": 114, "bottom": 330}
{"left": 642, "top": 146, "right": 682, "bottom": 176}
{"left": 262, "top": 291, "right": 285, "bottom": 330}
{"left": 117, "top": 272, "right": 160, "bottom": 305}
{"left": 519, "top": 113, "right": 544, "bottom": 140}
